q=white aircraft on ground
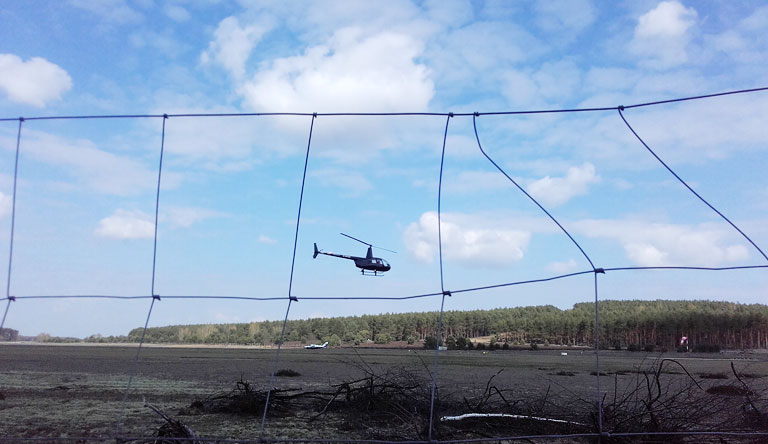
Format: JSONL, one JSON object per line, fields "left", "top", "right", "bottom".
{"left": 304, "top": 341, "right": 329, "bottom": 349}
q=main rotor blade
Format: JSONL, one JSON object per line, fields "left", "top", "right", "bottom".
{"left": 340, "top": 232, "right": 371, "bottom": 246}
{"left": 340, "top": 233, "right": 397, "bottom": 254}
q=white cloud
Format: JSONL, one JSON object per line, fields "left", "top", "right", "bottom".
{"left": 404, "top": 211, "right": 531, "bottom": 267}
{"left": 584, "top": 67, "right": 641, "bottom": 94}
{"left": 630, "top": 1, "right": 698, "bottom": 69}
{"left": 501, "top": 70, "right": 539, "bottom": 107}
{"left": 200, "top": 16, "right": 272, "bottom": 79}
{"left": 165, "top": 5, "right": 190, "bottom": 22}
{"left": 0, "top": 191, "right": 11, "bottom": 219}
{"left": 573, "top": 219, "right": 751, "bottom": 267}
{"left": 526, "top": 162, "right": 599, "bottom": 207}
{"left": 708, "top": 6, "right": 768, "bottom": 64}
{"left": 442, "top": 170, "right": 512, "bottom": 194}
{"left": 9, "top": 129, "right": 178, "bottom": 196}
{"left": 533, "top": 0, "right": 596, "bottom": 36}
{"left": 129, "top": 31, "right": 186, "bottom": 58}
{"left": 95, "top": 209, "right": 155, "bottom": 240}
{"left": 423, "top": 0, "right": 473, "bottom": 28}
{"left": 502, "top": 60, "right": 582, "bottom": 107}
{"left": 240, "top": 27, "right": 434, "bottom": 113}
{"left": 616, "top": 94, "right": 768, "bottom": 162}
{"left": 68, "top": 0, "right": 143, "bottom": 24}
{"left": 159, "top": 107, "right": 278, "bottom": 169}
{"left": 430, "top": 21, "right": 544, "bottom": 88}
{"left": 0, "top": 54, "right": 72, "bottom": 107}
{"left": 95, "top": 206, "right": 223, "bottom": 240}
{"left": 635, "top": 1, "right": 696, "bottom": 38}
{"left": 311, "top": 168, "right": 373, "bottom": 197}
{"left": 165, "top": 207, "right": 226, "bottom": 228}
{"left": 258, "top": 234, "right": 277, "bottom": 245}
{"left": 547, "top": 259, "right": 579, "bottom": 274}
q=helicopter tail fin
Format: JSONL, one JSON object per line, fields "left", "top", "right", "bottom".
{"left": 313, "top": 243, "right": 319, "bottom": 259}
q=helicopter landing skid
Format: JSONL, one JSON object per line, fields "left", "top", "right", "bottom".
{"left": 361, "top": 270, "right": 384, "bottom": 276}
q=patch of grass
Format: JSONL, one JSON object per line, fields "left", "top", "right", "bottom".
{"left": 699, "top": 372, "right": 728, "bottom": 379}
{"left": 706, "top": 385, "right": 750, "bottom": 396}
{"left": 738, "top": 373, "right": 764, "bottom": 379}
{"left": 548, "top": 371, "right": 577, "bottom": 377}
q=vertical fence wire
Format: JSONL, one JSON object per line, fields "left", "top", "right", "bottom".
{"left": 114, "top": 115, "right": 168, "bottom": 436}
{"left": 260, "top": 114, "right": 316, "bottom": 438}
{"left": 1, "top": 118, "right": 23, "bottom": 331}
{"left": 471, "top": 113, "right": 606, "bottom": 435}
{"left": 593, "top": 271, "right": 603, "bottom": 434}
{"left": 428, "top": 114, "right": 452, "bottom": 440}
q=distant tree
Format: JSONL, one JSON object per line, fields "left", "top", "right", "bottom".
{"left": 423, "top": 336, "right": 440, "bottom": 349}
{"left": 375, "top": 332, "right": 392, "bottom": 344}
{"left": 0, "top": 328, "right": 19, "bottom": 341}
{"left": 356, "top": 329, "right": 371, "bottom": 342}
{"left": 328, "top": 334, "right": 341, "bottom": 347}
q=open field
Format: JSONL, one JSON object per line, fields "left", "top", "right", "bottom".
{"left": 2, "top": 343, "right": 768, "bottom": 442}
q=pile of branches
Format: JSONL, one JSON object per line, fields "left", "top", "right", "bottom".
{"left": 134, "top": 402, "right": 202, "bottom": 444}
{"left": 144, "top": 358, "right": 768, "bottom": 442}
{"left": 437, "top": 369, "right": 590, "bottom": 439}
{"left": 597, "top": 359, "right": 768, "bottom": 442}
{"left": 178, "top": 376, "right": 300, "bottom": 416}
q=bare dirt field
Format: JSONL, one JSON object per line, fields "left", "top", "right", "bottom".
{"left": 1, "top": 343, "right": 767, "bottom": 443}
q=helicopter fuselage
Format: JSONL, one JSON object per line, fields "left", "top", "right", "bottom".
{"left": 314, "top": 243, "right": 391, "bottom": 275}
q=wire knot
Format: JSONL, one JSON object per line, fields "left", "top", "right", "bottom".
{"left": 448, "top": 112, "right": 454, "bottom": 118}
{"left": 8, "top": 296, "right": 16, "bottom": 302}
{"left": 18, "top": 117, "right": 24, "bottom": 122}
{"left": 618, "top": 105, "right": 625, "bottom": 111}
{"left": 152, "top": 294, "right": 161, "bottom": 301}
{"left": 473, "top": 112, "right": 479, "bottom": 117}
{"left": 162, "top": 114, "right": 168, "bottom": 119}
{"left": 312, "top": 112, "right": 317, "bottom": 118}
{"left": 594, "top": 268, "right": 605, "bottom": 274}
{"left": 289, "top": 295, "right": 299, "bottom": 302}
{"left": 443, "top": 290, "right": 452, "bottom": 297}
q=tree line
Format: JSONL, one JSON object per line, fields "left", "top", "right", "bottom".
{"left": 56, "top": 300, "right": 768, "bottom": 350}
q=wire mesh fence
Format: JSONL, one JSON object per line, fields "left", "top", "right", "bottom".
{"left": 1, "top": 87, "right": 767, "bottom": 443}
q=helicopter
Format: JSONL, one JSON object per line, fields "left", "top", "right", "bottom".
{"left": 313, "top": 233, "right": 395, "bottom": 275}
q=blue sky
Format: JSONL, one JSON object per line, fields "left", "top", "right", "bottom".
{"left": 0, "top": 0, "right": 767, "bottom": 338}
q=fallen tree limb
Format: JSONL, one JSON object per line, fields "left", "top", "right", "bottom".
{"left": 440, "top": 412, "right": 586, "bottom": 426}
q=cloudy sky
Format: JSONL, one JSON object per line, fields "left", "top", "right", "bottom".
{"left": 1, "top": 1, "right": 767, "bottom": 338}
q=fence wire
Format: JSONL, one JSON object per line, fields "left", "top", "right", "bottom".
{"left": 1, "top": 86, "right": 767, "bottom": 443}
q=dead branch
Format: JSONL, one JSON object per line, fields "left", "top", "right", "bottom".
{"left": 144, "top": 400, "right": 200, "bottom": 444}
